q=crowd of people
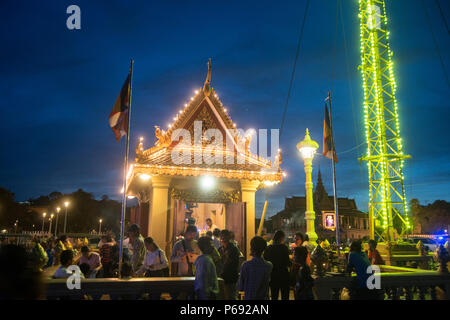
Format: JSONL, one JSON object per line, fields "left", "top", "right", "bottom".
{"left": 0, "top": 218, "right": 401, "bottom": 300}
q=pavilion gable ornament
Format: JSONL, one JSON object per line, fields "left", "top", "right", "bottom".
{"left": 155, "top": 126, "right": 171, "bottom": 147}
{"left": 170, "top": 187, "right": 241, "bottom": 203}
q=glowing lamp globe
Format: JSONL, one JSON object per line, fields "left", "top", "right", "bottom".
{"left": 296, "top": 129, "right": 319, "bottom": 160}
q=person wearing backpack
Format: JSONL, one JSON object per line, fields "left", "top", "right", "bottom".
{"left": 136, "top": 237, "right": 169, "bottom": 277}
{"left": 170, "top": 225, "right": 200, "bottom": 276}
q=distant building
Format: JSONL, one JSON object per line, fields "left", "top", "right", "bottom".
{"left": 270, "top": 170, "right": 370, "bottom": 241}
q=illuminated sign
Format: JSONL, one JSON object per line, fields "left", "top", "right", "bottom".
{"left": 322, "top": 211, "right": 336, "bottom": 231}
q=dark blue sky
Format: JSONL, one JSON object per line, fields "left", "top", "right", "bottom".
{"left": 1, "top": 0, "right": 449, "bottom": 217}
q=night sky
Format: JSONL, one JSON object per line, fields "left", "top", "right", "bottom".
{"left": 1, "top": 0, "right": 449, "bottom": 217}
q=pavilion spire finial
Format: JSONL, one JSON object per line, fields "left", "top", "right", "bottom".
{"left": 203, "top": 58, "right": 212, "bottom": 96}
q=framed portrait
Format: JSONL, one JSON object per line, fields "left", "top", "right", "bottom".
{"left": 322, "top": 211, "right": 336, "bottom": 230}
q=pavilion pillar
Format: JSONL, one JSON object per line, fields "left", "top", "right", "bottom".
{"left": 149, "top": 176, "right": 171, "bottom": 250}
{"left": 138, "top": 201, "right": 150, "bottom": 237}
{"left": 241, "top": 180, "right": 260, "bottom": 260}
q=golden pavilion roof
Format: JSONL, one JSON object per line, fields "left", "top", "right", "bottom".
{"left": 127, "top": 59, "right": 283, "bottom": 189}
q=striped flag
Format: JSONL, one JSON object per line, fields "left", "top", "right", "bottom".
{"left": 109, "top": 72, "right": 131, "bottom": 142}
{"left": 323, "top": 102, "right": 338, "bottom": 162}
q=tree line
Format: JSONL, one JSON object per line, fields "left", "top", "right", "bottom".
{"left": 0, "top": 187, "right": 124, "bottom": 235}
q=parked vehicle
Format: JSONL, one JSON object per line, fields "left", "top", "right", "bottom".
{"left": 406, "top": 237, "right": 438, "bottom": 252}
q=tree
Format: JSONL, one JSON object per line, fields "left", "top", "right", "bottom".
{"left": 409, "top": 199, "right": 450, "bottom": 234}
{"left": 0, "top": 187, "right": 34, "bottom": 231}
{"left": 23, "top": 189, "right": 122, "bottom": 235}
{"left": 48, "top": 191, "right": 63, "bottom": 201}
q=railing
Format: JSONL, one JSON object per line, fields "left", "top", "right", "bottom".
{"left": 314, "top": 268, "right": 450, "bottom": 300}
{"left": 45, "top": 277, "right": 225, "bottom": 300}
{"left": 45, "top": 269, "right": 449, "bottom": 300}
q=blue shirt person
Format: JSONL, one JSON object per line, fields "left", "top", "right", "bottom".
{"left": 238, "top": 236, "right": 273, "bottom": 300}
{"left": 194, "top": 236, "right": 219, "bottom": 300}
{"left": 346, "top": 241, "right": 372, "bottom": 288}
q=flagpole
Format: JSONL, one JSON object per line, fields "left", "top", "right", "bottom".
{"left": 327, "top": 91, "right": 341, "bottom": 259}
{"left": 118, "top": 59, "right": 134, "bottom": 277}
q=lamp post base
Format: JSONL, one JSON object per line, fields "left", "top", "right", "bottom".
{"left": 305, "top": 210, "right": 318, "bottom": 244}
{"left": 306, "top": 231, "right": 318, "bottom": 244}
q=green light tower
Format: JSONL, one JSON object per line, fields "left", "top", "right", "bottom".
{"left": 358, "top": 0, "right": 411, "bottom": 242}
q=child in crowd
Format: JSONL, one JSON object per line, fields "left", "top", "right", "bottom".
{"left": 120, "top": 262, "right": 133, "bottom": 279}
{"left": 53, "top": 250, "right": 84, "bottom": 279}
{"left": 194, "top": 236, "right": 219, "bottom": 300}
{"left": 79, "top": 263, "right": 91, "bottom": 278}
{"left": 368, "top": 240, "right": 384, "bottom": 265}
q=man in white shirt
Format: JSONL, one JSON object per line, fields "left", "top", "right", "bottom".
{"left": 204, "top": 218, "right": 218, "bottom": 233}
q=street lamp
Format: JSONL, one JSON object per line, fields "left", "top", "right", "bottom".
{"left": 63, "top": 201, "right": 70, "bottom": 234}
{"left": 48, "top": 214, "right": 54, "bottom": 235}
{"left": 297, "top": 128, "right": 319, "bottom": 244}
{"left": 55, "top": 207, "right": 61, "bottom": 237}
{"left": 42, "top": 212, "right": 47, "bottom": 233}
{"left": 99, "top": 219, "right": 103, "bottom": 234}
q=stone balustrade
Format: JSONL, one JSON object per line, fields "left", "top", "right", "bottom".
{"left": 314, "top": 268, "right": 450, "bottom": 300}
{"left": 45, "top": 277, "right": 225, "bottom": 300}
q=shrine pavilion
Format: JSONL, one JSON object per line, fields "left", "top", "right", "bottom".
{"left": 125, "top": 59, "right": 283, "bottom": 257}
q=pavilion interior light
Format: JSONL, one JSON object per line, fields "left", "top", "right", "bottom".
{"left": 139, "top": 173, "right": 151, "bottom": 181}
{"left": 200, "top": 175, "right": 216, "bottom": 190}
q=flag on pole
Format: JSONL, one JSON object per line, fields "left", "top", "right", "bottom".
{"left": 323, "top": 102, "right": 338, "bottom": 162}
{"left": 109, "top": 72, "right": 131, "bottom": 142}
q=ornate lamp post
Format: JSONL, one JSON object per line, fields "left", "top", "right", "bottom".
{"left": 297, "top": 129, "right": 319, "bottom": 244}
{"left": 42, "top": 212, "right": 47, "bottom": 233}
{"left": 48, "top": 214, "right": 54, "bottom": 235}
{"left": 63, "top": 201, "right": 70, "bottom": 234}
{"left": 99, "top": 219, "right": 103, "bottom": 235}
{"left": 55, "top": 207, "right": 61, "bottom": 237}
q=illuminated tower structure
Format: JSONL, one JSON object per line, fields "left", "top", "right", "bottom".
{"left": 358, "top": 0, "right": 411, "bottom": 241}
